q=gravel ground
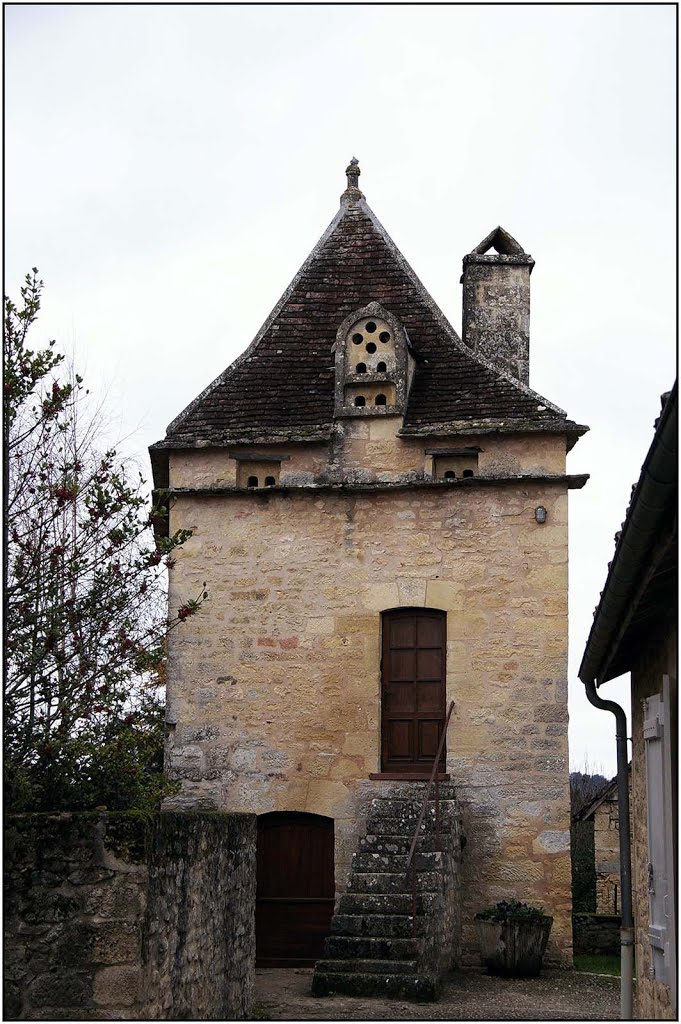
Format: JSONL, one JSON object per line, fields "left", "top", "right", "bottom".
{"left": 254, "top": 967, "right": 620, "bottom": 1020}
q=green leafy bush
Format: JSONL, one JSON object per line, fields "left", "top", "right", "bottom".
{"left": 476, "top": 899, "right": 547, "bottom": 922}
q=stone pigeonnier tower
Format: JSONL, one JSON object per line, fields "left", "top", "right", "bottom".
{"left": 150, "top": 159, "right": 588, "bottom": 989}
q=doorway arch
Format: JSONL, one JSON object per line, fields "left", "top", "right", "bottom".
{"left": 256, "top": 811, "right": 334, "bottom": 966}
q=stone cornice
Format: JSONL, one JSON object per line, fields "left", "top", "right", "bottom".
{"left": 160, "top": 473, "right": 589, "bottom": 499}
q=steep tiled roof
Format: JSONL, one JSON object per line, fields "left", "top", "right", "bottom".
{"left": 579, "top": 383, "right": 677, "bottom": 685}
{"left": 151, "top": 172, "right": 585, "bottom": 456}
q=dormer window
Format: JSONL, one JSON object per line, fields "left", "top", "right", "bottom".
{"left": 333, "top": 301, "right": 414, "bottom": 418}
{"left": 231, "top": 452, "right": 289, "bottom": 489}
{"left": 428, "top": 447, "right": 481, "bottom": 481}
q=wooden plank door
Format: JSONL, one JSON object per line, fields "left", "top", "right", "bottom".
{"left": 256, "top": 812, "right": 334, "bottom": 966}
{"left": 381, "top": 608, "right": 446, "bottom": 774}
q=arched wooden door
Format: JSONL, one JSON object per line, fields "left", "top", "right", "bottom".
{"left": 256, "top": 812, "right": 334, "bottom": 966}
{"left": 381, "top": 608, "right": 447, "bottom": 773}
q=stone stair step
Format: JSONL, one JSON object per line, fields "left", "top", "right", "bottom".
{"left": 331, "top": 913, "right": 423, "bottom": 938}
{"left": 359, "top": 834, "right": 448, "bottom": 855}
{"left": 366, "top": 811, "right": 457, "bottom": 836}
{"left": 324, "top": 934, "right": 420, "bottom": 961}
{"left": 348, "top": 870, "right": 443, "bottom": 893}
{"left": 368, "top": 795, "right": 457, "bottom": 818}
{"left": 338, "top": 892, "right": 438, "bottom": 916}
{"left": 314, "top": 958, "right": 419, "bottom": 976}
{"left": 311, "top": 970, "right": 437, "bottom": 1001}
{"left": 372, "top": 782, "right": 457, "bottom": 802}
{"left": 351, "top": 850, "right": 446, "bottom": 873}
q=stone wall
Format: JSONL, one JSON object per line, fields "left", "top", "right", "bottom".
{"left": 572, "top": 913, "right": 620, "bottom": 956}
{"left": 165, "top": 431, "right": 574, "bottom": 967}
{"left": 630, "top": 620, "right": 677, "bottom": 1020}
{"left": 570, "top": 817, "right": 595, "bottom": 913}
{"left": 142, "top": 813, "right": 255, "bottom": 1019}
{"left": 593, "top": 793, "right": 621, "bottom": 915}
{"left": 4, "top": 811, "right": 256, "bottom": 1020}
{"left": 422, "top": 800, "right": 463, "bottom": 985}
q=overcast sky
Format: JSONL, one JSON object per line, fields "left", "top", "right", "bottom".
{"left": 6, "top": 4, "right": 676, "bottom": 777}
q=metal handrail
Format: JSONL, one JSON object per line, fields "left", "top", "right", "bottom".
{"left": 404, "top": 700, "right": 455, "bottom": 935}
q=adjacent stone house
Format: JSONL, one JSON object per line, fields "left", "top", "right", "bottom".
{"left": 579, "top": 382, "right": 677, "bottom": 1018}
{"left": 150, "top": 160, "right": 588, "bottom": 975}
{"left": 577, "top": 777, "right": 627, "bottom": 915}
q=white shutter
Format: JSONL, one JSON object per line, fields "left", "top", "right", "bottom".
{"left": 643, "top": 682, "right": 676, "bottom": 1005}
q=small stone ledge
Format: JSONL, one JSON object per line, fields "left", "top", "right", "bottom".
{"left": 368, "top": 773, "right": 451, "bottom": 782}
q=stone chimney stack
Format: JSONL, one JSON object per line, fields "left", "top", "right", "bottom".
{"left": 461, "top": 226, "right": 535, "bottom": 385}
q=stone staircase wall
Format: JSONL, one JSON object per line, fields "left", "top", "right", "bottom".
{"left": 312, "top": 783, "right": 462, "bottom": 1001}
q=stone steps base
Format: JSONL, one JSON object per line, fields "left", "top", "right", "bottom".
{"left": 311, "top": 970, "right": 437, "bottom": 1001}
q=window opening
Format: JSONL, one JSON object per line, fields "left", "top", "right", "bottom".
{"left": 354, "top": 395, "right": 366, "bottom": 407}
{"left": 375, "top": 394, "right": 387, "bottom": 406}
{"left": 247, "top": 476, "right": 259, "bottom": 488}
{"left": 462, "top": 469, "right": 474, "bottom": 478}
{"left": 356, "top": 363, "right": 367, "bottom": 374}
{"left": 444, "top": 470, "right": 455, "bottom": 480}
{"left": 377, "top": 362, "right": 387, "bottom": 373}
{"left": 265, "top": 476, "right": 275, "bottom": 487}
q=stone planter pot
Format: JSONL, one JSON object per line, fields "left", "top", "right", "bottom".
{"left": 474, "top": 915, "right": 553, "bottom": 977}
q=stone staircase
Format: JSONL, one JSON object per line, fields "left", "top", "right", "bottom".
{"left": 311, "top": 783, "right": 462, "bottom": 1001}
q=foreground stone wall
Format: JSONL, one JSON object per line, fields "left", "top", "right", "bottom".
{"left": 165, "top": 436, "right": 574, "bottom": 966}
{"left": 630, "top": 621, "right": 677, "bottom": 1020}
{"left": 4, "top": 812, "right": 255, "bottom": 1020}
{"left": 142, "top": 813, "right": 255, "bottom": 1019}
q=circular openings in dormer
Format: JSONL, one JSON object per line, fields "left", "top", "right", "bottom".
{"left": 377, "top": 361, "right": 387, "bottom": 373}
{"left": 356, "top": 363, "right": 367, "bottom": 374}
{"left": 375, "top": 394, "right": 387, "bottom": 406}
{"left": 354, "top": 395, "right": 366, "bottom": 407}
{"left": 347, "top": 318, "right": 394, "bottom": 366}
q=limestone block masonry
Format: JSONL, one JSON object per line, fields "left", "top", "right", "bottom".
{"left": 4, "top": 812, "right": 256, "bottom": 1020}
{"left": 164, "top": 434, "right": 574, "bottom": 967}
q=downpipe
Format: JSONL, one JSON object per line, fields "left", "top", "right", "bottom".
{"left": 584, "top": 680, "right": 634, "bottom": 1020}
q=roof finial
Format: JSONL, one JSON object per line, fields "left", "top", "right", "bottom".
{"left": 341, "top": 157, "right": 363, "bottom": 205}
{"left": 346, "top": 157, "right": 360, "bottom": 190}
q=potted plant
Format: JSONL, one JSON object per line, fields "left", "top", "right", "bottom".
{"left": 474, "top": 899, "right": 553, "bottom": 977}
